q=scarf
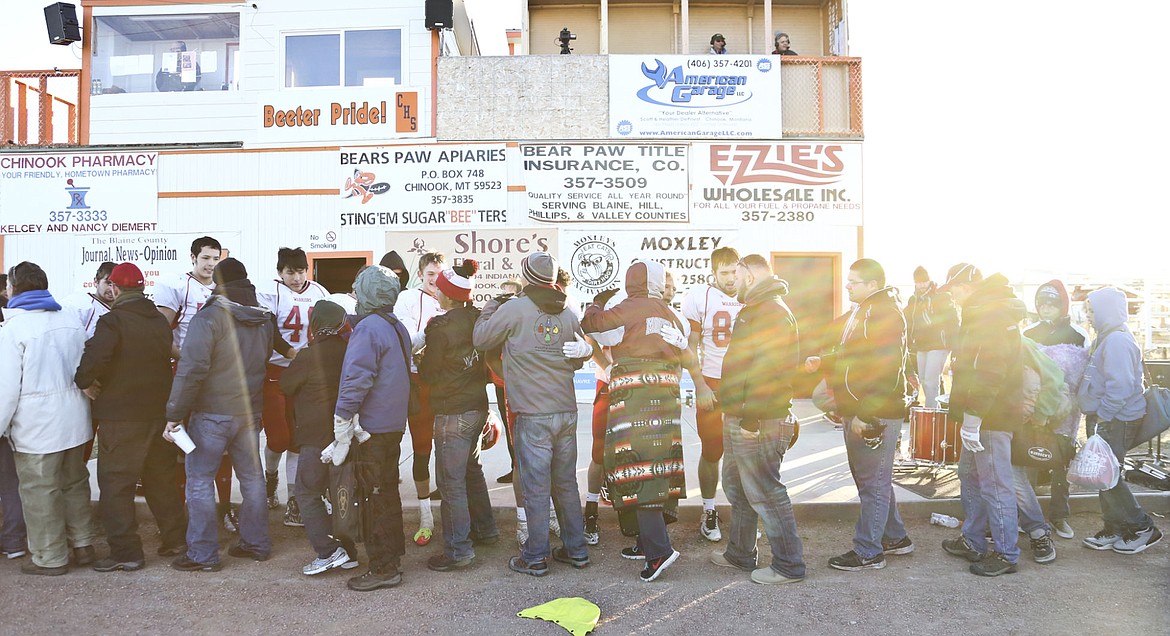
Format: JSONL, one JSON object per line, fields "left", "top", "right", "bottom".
{"left": 6, "top": 289, "right": 62, "bottom": 311}
{"left": 112, "top": 289, "right": 145, "bottom": 308}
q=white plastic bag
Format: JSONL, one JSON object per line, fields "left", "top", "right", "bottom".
{"left": 1067, "top": 433, "right": 1120, "bottom": 490}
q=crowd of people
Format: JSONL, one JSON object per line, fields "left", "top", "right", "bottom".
{"left": 0, "top": 237, "right": 1162, "bottom": 590}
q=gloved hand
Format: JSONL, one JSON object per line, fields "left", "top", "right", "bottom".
{"left": 333, "top": 414, "right": 356, "bottom": 466}
{"left": 562, "top": 334, "right": 592, "bottom": 359}
{"left": 353, "top": 419, "right": 371, "bottom": 444}
{"left": 658, "top": 324, "right": 687, "bottom": 349}
{"left": 960, "top": 413, "right": 984, "bottom": 453}
{"left": 320, "top": 441, "right": 336, "bottom": 464}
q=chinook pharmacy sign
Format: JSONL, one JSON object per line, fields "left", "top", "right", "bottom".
{"left": 608, "top": 55, "right": 782, "bottom": 139}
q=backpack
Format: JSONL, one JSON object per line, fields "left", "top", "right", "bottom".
{"left": 1018, "top": 336, "right": 1072, "bottom": 428}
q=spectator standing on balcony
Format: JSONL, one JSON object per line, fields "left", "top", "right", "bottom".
{"left": 709, "top": 34, "right": 728, "bottom": 54}
{"left": 772, "top": 32, "right": 798, "bottom": 55}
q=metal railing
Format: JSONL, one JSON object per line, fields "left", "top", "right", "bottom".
{"left": 1, "top": 69, "right": 81, "bottom": 146}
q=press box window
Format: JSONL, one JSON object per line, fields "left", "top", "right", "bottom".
{"left": 91, "top": 13, "right": 241, "bottom": 94}
{"left": 284, "top": 29, "right": 402, "bottom": 88}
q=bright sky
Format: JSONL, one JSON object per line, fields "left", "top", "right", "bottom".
{"left": 5, "top": 1, "right": 1168, "bottom": 284}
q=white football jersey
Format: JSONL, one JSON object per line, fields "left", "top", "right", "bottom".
{"left": 681, "top": 284, "right": 744, "bottom": 379}
{"left": 154, "top": 272, "right": 214, "bottom": 349}
{"left": 257, "top": 279, "right": 331, "bottom": 366}
{"left": 63, "top": 292, "right": 111, "bottom": 339}
{"left": 395, "top": 287, "right": 445, "bottom": 373}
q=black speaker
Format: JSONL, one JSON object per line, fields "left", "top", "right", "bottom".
{"left": 44, "top": 2, "right": 81, "bottom": 46}
{"left": 425, "top": 0, "right": 453, "bottom": 29}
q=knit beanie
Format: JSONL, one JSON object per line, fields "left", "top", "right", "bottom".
{"left": 309, "top": 299, "right": 346, "bottom": 337}
{"left": 913, "top": 266, "right": 930, "bottom": 283}
{"left": 354, "top": 265, "right": 401, "bottom": 315}
{"left": 521, "top": 252, "right": 557, "bottom": 287}
{"left": 213, "top": 258, "right": 248, "bottom": 286}
{"left": 436, "top": 259, "right": 479, "bottom": 303}
{"left": 109, "top": 262, "right": 145, "bottom": 289}
{"left": 1035, "top": 279, "right": 1070, "bottom": 316}
{"left": 379, "top": 250, "right": 410, "bottom": 290}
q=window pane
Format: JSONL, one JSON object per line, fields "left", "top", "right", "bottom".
{"left": 92, "top": 13, "right": 240, "bottom": 94}
{"left": 285, "top": 34, "right": 340, "bottom": 88}
{"left": 344, "top": 29, "right": 401, "bottom": 87}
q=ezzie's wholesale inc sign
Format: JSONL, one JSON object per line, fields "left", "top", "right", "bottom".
{"left": 0, "top": 152, "right": 159, "bottom": 234}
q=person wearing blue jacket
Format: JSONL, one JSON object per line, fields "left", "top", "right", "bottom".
{"left": 333, "top": 265, "right": 412, "bottom": 592}
{"left": 1078, "top": 286, "right": 1162, "bottom": 554}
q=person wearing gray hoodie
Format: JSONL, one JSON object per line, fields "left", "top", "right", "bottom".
{"left": 1078, "top": 286, "right": 1162, "bottom": 554}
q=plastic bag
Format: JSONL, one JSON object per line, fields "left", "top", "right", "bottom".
{"left": 1067, "top": 433, "right": 1120, "bottom": 490}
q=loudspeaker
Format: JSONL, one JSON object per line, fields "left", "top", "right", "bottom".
{"left": 425, "top": 0, "right": 453, "bottom": 29}
{"left": 44, "top": 2, "right": 81, "bottom": 46}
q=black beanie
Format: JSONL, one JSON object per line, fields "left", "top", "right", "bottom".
{"left": 913, "top": 266, "right": 930, "bottom": 283}
{"left": 213, "top": 258, "right": 248, "bottom": 286}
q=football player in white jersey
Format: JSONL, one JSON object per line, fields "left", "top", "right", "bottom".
{"left": 680, "top": 246, "right": 743, "bottom": 542}
{"left": 256, "top": 248, "right": 330, "bottom": 526}
{"left": 64, "top": 262, "right": 116, "bottom": 339}
{"left": 394, "top": 250, "right": 446, "bottom": 546}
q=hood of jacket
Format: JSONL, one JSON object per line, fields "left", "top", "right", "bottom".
{"left": 113, "top": 290, "right": 163, "bottom": 318}
{"left": 625, "top": 260, "right": 665, "bottom": 299}
{"left": 743, "top": 276, "right": 790, "bottom": 305}
{"left": 379, "top": 250, "right": 411, "bottom": 291}
{"left": 1035, "top": 279, "right": 1070, "bottom": 316}
{"left": 205, "top": 293, "right": 272, "bottom": 326}
{"left": 1087, "top": 286, "right": 1128, "bottom": 333}
{"left": 524, "top": 283, "right": 569, "bottom": 314}
{"left": 962, "top": 273, "right": 1027, "bottom": 326}
{"left": 214, "top": 278, "right": 259, "bottom": 307}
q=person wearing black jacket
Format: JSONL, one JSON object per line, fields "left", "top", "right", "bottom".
{"left": 713, "top": 254, "right": 806, "bottom": 585}
{"left": 812, "top": 259, "right": 912, "bottom": 572}
{"left": 280, "top": 300, "right": 356, "bottom": 576}
{"left": 420, "top": 260, "right": 499, "bottom": 572}
{"left": 74, "top": 263, "right": 186, "bottom": 571}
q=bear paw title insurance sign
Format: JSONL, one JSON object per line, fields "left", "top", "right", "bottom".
{"left": 609, "top": 55, "right": 782, "bottom": 139}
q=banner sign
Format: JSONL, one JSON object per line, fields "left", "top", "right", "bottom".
{"left": 0, "top": 152, "right": 159, "bottom": 234}
{"left": 340, "top": 144, "right": 508, "bottom": 228}
{"left": 386, "top": 228, "right": 558, "bottom": 303}
{"left": 72, "top": 231, "right": 241, "bottom": 296}
{"left": 608, "top": 55, "right": 782, "bottom": 138}
{"left": 560, "top": 229, "right": 739, "bottom": 297}
{"left": 689, "top": 142, "right": 863, "bottom": 226}
{"left": 522, "top": 143, "right": 689, "bottom": 223}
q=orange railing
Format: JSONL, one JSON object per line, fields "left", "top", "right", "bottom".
{"left": 779, "top": 57, "right": 862, "bottom": 138}
{"left": 1, "top": 69, "right": 81, "bottom": 145}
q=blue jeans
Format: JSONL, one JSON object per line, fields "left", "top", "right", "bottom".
{"left": 959, "top": 430, "right": 1019, "bottom": 563}
{"left": 843, "top": 417, "right": 907, "bottom": 559}
{"left": 722, "top": 415, "right": 805, "bottom": 578}
{"left": 1095, "top": 419, "right": 1153, "bottom": 533}
{"left": 1012, "top": 466, "right": 1049, "bottom": 536}
{"left": 434, "top": 410, "right": 498, "bottom": 560}
{"left": 185, "top": 413, "right": 270, "bottom": 564}
{"left": 295, "top": 444, "right": 341, "bottom": 559}
{"left": 514, "top": 411, "right": 587, "bottom": 564}
{"left": 0, "top": 439, "right": 27, "bottom": 553}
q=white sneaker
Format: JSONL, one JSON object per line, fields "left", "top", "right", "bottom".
{"left": 583, "top": 515, "right": 600, "bottom": 546}
{"left": 516, "top": 520, "right": 529, "bottom": 547}
{"left": 303, "top": 547, "right": 352, "bottom": 576}
{"left": 700, "top": 509, "right": 722, "bottom": 542}
{"left": 1053, "top": 519, "right": 1074, "bottom": 540}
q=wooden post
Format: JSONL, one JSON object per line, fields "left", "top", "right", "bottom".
{"left": 0, "top": 74, "right": 11, "bottom": 143}
{"left": 39, "top": 76, "right": 52, "bottom": 143}
{"left": 16, "top": 81, "right": 28, "bottom": 145}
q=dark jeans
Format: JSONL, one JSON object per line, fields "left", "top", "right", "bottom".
{"left": 97, "top": 420, "right": 187, "bottom": 561}
{"left": 0, "top": 439, "right": 27, "bottom": 553}
{"left": 295, "top": 444, "right": 342, "bottom": 559}
{"left": 356, "top": 431, "right": 405, "bottom": 574}
{"left": 634, "top": 508, "right": 672, "bottom": 561}
{"left": 434, "top": 410, "right": 498, "bottom": 560}
{"left": 1095, "top": 419, "right": 1154, "bottom": 533}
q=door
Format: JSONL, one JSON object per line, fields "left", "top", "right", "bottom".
{"left": 307, "top": 251, "right": 372, "bottom": 294}
{"left": 771, "top": 252, "right": 841, "bottom": 397}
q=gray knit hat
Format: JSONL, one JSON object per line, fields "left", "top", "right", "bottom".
{"left": 353, "top": 265, "right": 401, "bottom": 315}
{"left": 521, "top": 252, "right": 558, "bottom": 287}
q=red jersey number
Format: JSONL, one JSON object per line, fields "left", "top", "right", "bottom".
{"left": 282, "top": 305, "right": 313, "bottom": 343}
{"left": 712, "top": 310, "right": 733, "bottom": 347}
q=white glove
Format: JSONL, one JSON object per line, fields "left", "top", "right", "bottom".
{"left": 353, "top": 418, "right": 371, "bottom": 444}
{"left": 658, "top": 324, "right": 687, "bottom": 349}
{"left": 410, "top": 330, "right": 427, "bottom": 353}
{"left": 960, "top": 413, "right": 984, "bottom": 453}
{"left": 562, "top": 334, "right": 591, "bottom": 358}
{"left": 333, "top": 414, "right": 356, "bottom": 466}
{"left": 320, "top": 441, "right": 336, "bottom": 464}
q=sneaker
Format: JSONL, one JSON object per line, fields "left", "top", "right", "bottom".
{"left": 1111, "top": 526, "right": 1163, "bottom": 555}
{"left": 549, "top": 510, "right": 561, "bottom": 538}
{"left": 881, "top": 536, "right": 915, "bottom": 556}
{"left": 347, "top": 569, "right": 402, "bottom": 591}
{"left": 265, "top": 471, "right": 280, "bottom": 510}
{"left": 1030, "top": 533, "right": 1056, "bottom": 564}
{"left": 2, "top": 548, "right": 27, "bottom": 559}
{"left": 508, "top": 556, "right": 549, "bottom": 577}
{"left": 303, "top": 547, "right": 353, "bottom": 575}
{"left": 942, "top": 535, "right": 982, "bottom": 562}
{"left": 639, "top": 549, "right": 680, "bottom": 582}
{"left": 1052, "top": 519, "right": 1074, "bottom": 540}
{"left": 157, "top": 544, "right": 186, "bottom": 557}
{"left": 223, "top": 507, "right": 240, "bottom": 534}
{"left": 228, "top": 544, "right": 270, "bottom": 562}
{"left": 413, "top": 527, "right": 433, "bottom": 546}
{"left": 828, "top": 550, "right": 886, "bottom": 571}
{"left": 1082, "top": 529, "right": 1122, "bottom": 551}
{"left": 620, "top": 544, "right": 645, "bottom": 560}
{"left": 171, "top": 555, "right": 222, "bottom": 572}
{"left": 283, "top": 497, "right": 304, "bottom": 527}
{"left": 427, "top": 553, "right": 474, "bottom": 572}
{"left": 552, "top": 547, "right": 589, "bottom": 569}
{"left": 700, "top": 509, "right": 722, "bottom": 542}
{"left": 711, "top": 550, "right": 754, "bottom": 571}
{"left": 496, "top": 471, "right": 514, "bottom": 484}
{"left": 751, "top": 567, "right": 803, "bottom": 585}
{"left": 92, "top": 557, "right": 145, "bottom": 572}
{"left": 20, "top": 562, "right": 68, "bottom": 576}
{"left": 516, "top": 520, "right": 528, "bottom": 548}
{"left": 71, "top": 545, "right": 96, "bottom": 566}
{"left": 969, "top": 551, "right": 1018, "bottom": 577}
{"left": 583, "top": 515, "right": 600, "bottom": 546}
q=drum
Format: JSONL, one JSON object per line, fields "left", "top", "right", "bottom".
{"left": 910, "top": 407, "right": 959, "bottom": 463}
